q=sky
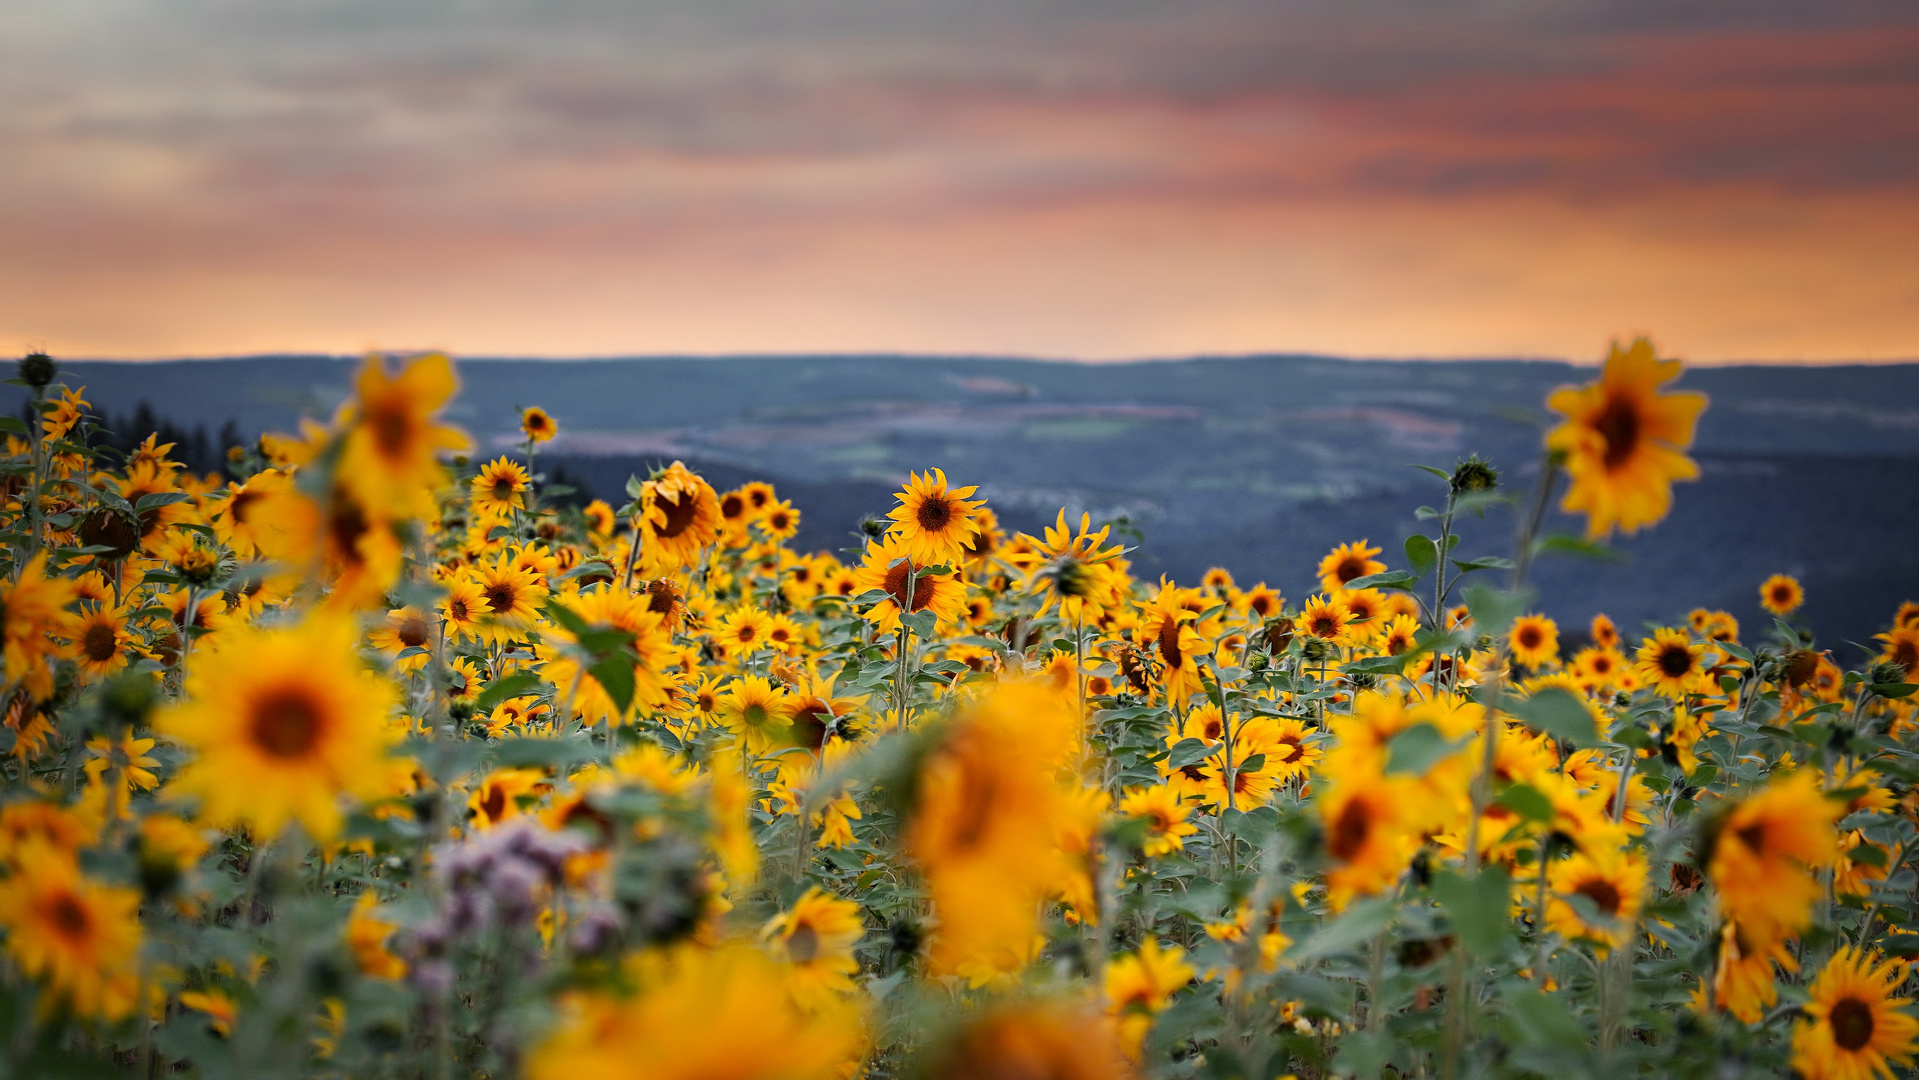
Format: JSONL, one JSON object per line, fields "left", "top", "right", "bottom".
{"left": 3, "top": 0, "right": 1918, "bottom": 363}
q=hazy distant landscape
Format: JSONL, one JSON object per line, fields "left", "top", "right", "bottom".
{"left": 28, "top": 354, "right": 1919, "bottom": 655}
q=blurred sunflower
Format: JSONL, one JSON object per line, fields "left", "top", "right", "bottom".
{"left": 68, "top": 602, "right": 133, "bottom": 683}
{"left": 758, "top": 499, "right": 800, "bottom": 541}
{"left": 1317, "top": 540, "right": 1384, "bottom": 593}
{"left": 1707, "top": 771, "right": 1840, "bottom": 946}
{"left": 1545, "top": 849, "right": 1645, "bottom": 951}
{"left": 1508, "top": 614, "right": 1560, "bottom": 669}
{"left": 337, "top": 352, "right": 469, "bottom": 518}
{"left": 1760, "top": 574, "right": 1805, "bottom": 617}
{"left": 1119, "top": 785, "right": 1198, "bottom": 857}
{"left": 2, "top": 553, "right": 78, "bottom": 701}
{"left": 521, "top": 406, "right": 557, "bottom": 444}
{"left": 1589, "top": 612, "right": 1620, "bottom": 649}
{"left": 0, "top": 842, "right": 141, "bottom": 1020}
{"left": 157, "top": 613, "right": 399, "bottom": 840}
{"left": 367, "top": 606, "right": 435, "bottom": 674}
{"left": 717, "top": 676, "right": 793, "bottom": 753}
{"left": 1546, "top": 337, "right": 1708, "bottom": 539}
{"left": 763, "top": 887, "right": 864, "bottom": 1007}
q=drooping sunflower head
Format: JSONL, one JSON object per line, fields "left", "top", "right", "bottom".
{"left": 641, "top": 462, "right": 722, "bottom": 569}
{"left": 520, "top": 406, "right": 557, "bottom": 444}
{"left": 885, "top": 468, "right": 985, "bottom": 567}
{"left": 1317, "top": 540, "right": 1384, "bottom": 593}
{"left": 1760, "top": 574, "right": 1805, "bottom": 617}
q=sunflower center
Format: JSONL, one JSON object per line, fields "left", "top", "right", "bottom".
{"left": 46, "top": 892, "right": 91, "bottom": 939}
{"left": 480, "top": 784, "right": 507, "bottom": 822}
{"left": 1250, "top": 594, "right": 1276, "bottom": 617}
{"left": 1156, "top": 619, "right": 1184, "bottom": 670}
{"left": 249, "top": 688, "right": 325, "bottom": 759}
{"left": 1735, "top": 822, "right": 1768, "bottom": 856}
{"left": 786, "top": 922, "right": 820, "bottom": 964}
{"left": 397, "top": 615, "right": 431, "bottom": 649}
{"left": 368, "top": 402, "right": 411, "bottom": 456}
{"left": 1574, "top": 878, "right": 1622, "bottom": 916}
{"left": 1518, "top": 627, "right": 1542, "bottom": 649}
{"left": 791, "top": 704, "right": 830, "bottom": 750}
{"left": 645, "top": 581, "right": 678, "bottom": 615}
{"left": 1658, "top": 645, "right": 1693, "bottom": 678}
{"left": 1335, "top": 557, "right": 1367, "bottom": 584}
{"left": 229, "top": 487, "right": 262, "bottom": 525}
{"left": 1275, "top": 739, "right": 1303, "bottom": 763}
{"left": 484, "top": 583, "right": 518, "bottom": 614}
{"left": 656, "top": 491, "right": 699, "bottom": 539}
{"left": 915, "top": 496, "right": 953, "bottom": 531}
{"left": 327, "top": 492, "right": 371, "bottom": 562}
{"left": 1594, "top": 395, "right": 1641, "bottom": 470}
{"left": 741, "top": 704, "right": 769, "bottom": 729}
{"left": 1831, "top": 997, "right": 1875, "bottom": 1051}
{"left": 881, "top": 560, "right": 937, "bottom": 613}
{"left": 1771, "top": 585, "right": 1793, "bottom": 604}
{"left": 720, "top": 493, "right": 744, "bottom": 520}
{"left": 1329, "top": 798, "right": 1374, "bottom": 861}
{"left": 769, "top": 511, "right": 791, "bottom": 530}
{"left": 1593, "top": 656, "right": 1614, "bottom": 674}
{"left": 82, "top": 622, "right": 118, "bottom": 662}
{"left": 491, "top": 478, "right": 516, "bottom": 501}
{"left": 449, "top": 597, "right": 470, "bottom": 621}
{"left": 1310, "top": 614, "right": 1339, "bottom": 637}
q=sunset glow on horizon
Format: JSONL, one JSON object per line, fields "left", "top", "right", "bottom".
{"left": 4, "top": 2, "right": 1918, "bottom": 363}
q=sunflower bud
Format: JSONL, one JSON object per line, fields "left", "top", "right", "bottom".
{"left": 1301, "top": 637, "right": 1336, "bottom": 664}
{"left": 1870, "top": 661, "right": 1910, "bottom": 687}
{"left": 17, "top": 352, "right": 55, "bottom": 389}
{"left": 858, "top": 514, "right": 888, "bottom": 539}
{"left": 176, "top": 548, "right": 220, "bottom": 587}
{"left": 1449, "top": 455, "right": 1499, "bottom": 494}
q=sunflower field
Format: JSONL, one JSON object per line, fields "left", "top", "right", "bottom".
{"left": 0, "top": 340, "right": 1916, "bottom": 1080}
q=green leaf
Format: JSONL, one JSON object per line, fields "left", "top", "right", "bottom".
{"left": 1872, "top": 682, "right": 1918, "bottom": 699}
{"left": 1495, "top": 782, "right": 1556, "bottom": 823}
{"left": 1168, "top": 738, "right": 1220, "bottom": 770}
{"left": 1343, "top": 570, "right": 1415, "bottom": 591}
{"left": 1449, "top": 555, "right": 1514, "bottom": 573}
{"left": 589, "top": 656, "right": 637, "bottom": 715}
{"left": 899, "top": 610, "right": 938, "bottom": 639}
{"left": 491, "top": 737, "right": 596, "bottom": 769}
{"left": 1385, "top": 723, "right": 1470, "bottom": 777}
{"left": 1413, "top": 464, "right": 1452, "bottom": 481}
{"left": 1430, "top": 867, "right": 1515, "bottom": 958}
{"left": 0, "top": 417, "right": 26, "bottom": 436}
{"left": 1507, "top": 686, "right": 1600, "bottom": 745}
{"left": 473, "top": 670, "right": 544, "bottom": 714}
{"left": 1342, "top": 654, "right": 1408, "bottom": 676}
{"left": 1463, "top": 583, "right": 1531, "bottom": 637}
{"left": 1286, "top": 895, "right": 1395, "bottom": 963}
{"left": 1403, "top": 534, "right": 1437, "bottom": 575}
{"left": 1532, "top": 533, "right": 1622, "bottom": 562}
{"left": 1235, "top": 753, "right": 1266, "bottom": 773}
{"left": 1333, "top": 1029, "right": 1395, "bottom": 1079}
{"left": 1504, "top": 988, "right": 1586, "bottom": 1049}
{"left": 133, "top": 491, "right": 192, "bottom": 510}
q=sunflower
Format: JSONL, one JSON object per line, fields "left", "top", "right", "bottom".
{"left": 1508, "top": 614, "right": 1560, "bottom": 669}
{"left": 1105, "top": 938, "right": 1196, "bottom": 1058}
{"left": 1707, "top": 771, "right": 1841, "bottom": 946}
{"left": 0, "top": 842, "right": 142, "bottom": 1020}
{"left": 960, "top": 506, "right": 1004, "bottom": 567}
{"left": 885, "top": 468, "right": 985, "bottom": 567}
{"left": 1588, "top": 613, "right": 1619, "bottom": 648}
{"left": 367, "top": 606, "right": 435, "bottom": 674}
{"left": 68, "top": 602, "right": 133, "bottom": 683}
{"left": 713, "top": 606, "right": 774, "bottom": 659}
{"left": 928, "top": 998, "right": 1132, "bottom": 1080}
{"left": 347, "top": 893, "right": 407, "bottom": 980}
{"left": 1024, "top": 510, "right": 1128, "bottom": 623}
{"left": 157, "top": 613, "right": 399, "bottom": 840}
{"left": 1758, "top": 573, "right": 1804, "bottom": 617}
{"left": 521, "top": 406, "right": 558, "bottom": 444}
{"left": 582, "top": 498, "right": 616, "bottom": 541}
{"left": 467, "top": 768, "right": 547, "bottom": 829}
{"left": 716, "top": 676, "right": 793, "bottom": 753}
{"left": 1545, "top": 849, "right": 1645, "bottom": 951}
{"left": 853, "top": 534, "right": 966, "bottom": 637}
{"left": 1707, "top": 918, "right": 1798, "bottom": 1023}
{"left": 1793, "top": 947, "right": 1919, "bottom": 1080}
{"left": 1571, "top": 646, "right": 1624, "bottom": 690}
{"left": 1334, "top": 588, "right": 1388, "bottom": 641}
{"left": 1300, "top": 594, "right": 1354, "bottom": 646}
{"left": 1379, "top": 614, "right": 1420, "bottom": 657}
{"left": 1, "top": 553, "right": 78, "bottom": 700}
{"left": 540, "top": 587, "right": 677, "bottom": 722}
{"left": 470, "top": 457, "right": 531, "bottom": 522}
{"left": 639, "top": 462, "right": 722, "bottom": 572}
{"left": 758, "top": 499, "right": 800, "bottom": 541}
{"left": 1319, "top": 765, "right": 1417, "bottom": 910}
{"left": 1634, "top": 628, "right": 1707, "bottom": 699}
{"left": 1546, "top": 337, "right": 1708, "bottom": 539}
{"left": 1874, "top": 626, "right": 1919, "bottom": 682}
{"left": 336, "top": 352, "right": 470, "bottom": 518}
{"left": 763, "top": 886, "right": 864, "bottom": 1007}
{"left": 739, "top": 480, "right": 778, "bottom": 516}
{"left": 1119, "top": 785, "right": 1199, "bottom": 857}
{"left": 1317, "top": 540, "right": 1384, "bottom": 593}
{"left": 1137, "top": 583, "right": 1208, "bottom": 707}
{"left": 716, "top": 488, "right": 752, "bottom": 535}
{"left": 319, "top": 483, "right": 403, "bottom": 610}
{"left": 440, "top": 576, "right": 488, "bottom": 643}
{"left": 473, "top": 555, "right": 549, "bottom": 645}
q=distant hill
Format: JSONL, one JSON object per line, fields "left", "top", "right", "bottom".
{"left": 20, "top": 353, "right": 1919, "bottom": 656}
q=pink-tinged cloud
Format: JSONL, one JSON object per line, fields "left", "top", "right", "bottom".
{"left": 0, "top": 3, "right": 1915, "bottom": 361}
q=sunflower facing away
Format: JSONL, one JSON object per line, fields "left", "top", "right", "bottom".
{"left": 885, "top": 468, "right": 985, "bottom": 567}
{"left": 1546, "top": 337, "right": 1709, "bottom": 539}
{"left": 157, "top": 614, "right": 400, "bottom": 840}
{"left": 1792, "top": 946, "right": 1919, "bottom": 1080}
